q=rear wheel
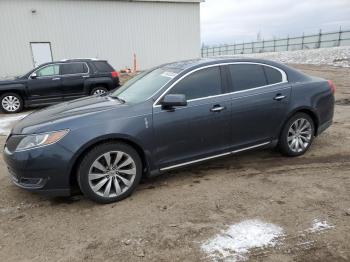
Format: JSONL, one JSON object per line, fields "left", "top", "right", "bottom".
{"left": 0, "top": 93, "right": 23, "bottom": 113}
{"left": 91, "top": 87, "right": 108, "bottom": 95}
{"left": 78, "top": 142, "right": 142, "bottom": 204}
{"left": 279, "top": 113, "right": 315, "bottom": 157}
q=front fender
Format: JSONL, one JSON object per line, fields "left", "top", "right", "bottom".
{"left": 0, "top": 83, "right": 27, "bottom": 97}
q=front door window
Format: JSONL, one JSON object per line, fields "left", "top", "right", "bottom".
{"left": 36, "top": 64, "right": 60, "bottom": 77}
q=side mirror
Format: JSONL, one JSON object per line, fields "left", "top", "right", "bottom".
{"left": 160, "top": 94, "right": 187, "bottom": 109}
{"left": 30, "top": 73, "right": 37, "bottom": 79}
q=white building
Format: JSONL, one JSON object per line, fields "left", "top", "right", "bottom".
{"left": 0, "top": 0, "right": 201, "bottom": 78}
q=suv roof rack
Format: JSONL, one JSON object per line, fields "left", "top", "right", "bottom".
{"left": 60, "top": 58, "right": 100, "bottom": 62}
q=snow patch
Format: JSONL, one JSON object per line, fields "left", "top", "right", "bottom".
{"left": 0, "top": 113, "right": 29, "bottom": 135}
{"left": 201, "top": 219, "right": 284, "bottom": 261}
{"left": 226, "top": 46, "right": 350, "bottom": 67}
{"left": 309, "top": 219, "right": 334, "bottom": 233}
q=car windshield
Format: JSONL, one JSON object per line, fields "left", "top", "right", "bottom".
{"left": 110, "top": 68, "right": 180, "bottom": 103}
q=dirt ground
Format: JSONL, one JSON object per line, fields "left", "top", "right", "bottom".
{"left": 0, "top": 64, "right": 349, "bottom": 262}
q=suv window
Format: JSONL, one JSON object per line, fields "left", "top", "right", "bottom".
{"left": 229, "top": 64, "right": 267, "bottom": 91}
{"left": 168, "top": 67, "right": 222, "bottom": 100}
{"left": 93, "top": 61, "right": 114, "bottom": 72}
{"left": 61, "top": 62, "right": 88, "bottom": 75}
{"left": 264, "top": 66, "right": 283, "bottom": 84}
{"left": 36, "top": 64, "right": 60, "bottom": 77}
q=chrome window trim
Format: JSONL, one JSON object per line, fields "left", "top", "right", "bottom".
{"left": 29, "top": 62, "right": 89, "bottom": 79}
{"left": 153, "top": 62, "right": 288, "bottom": 108}
{"left": 160, "top": 141, "right": 270, "bottom": 171}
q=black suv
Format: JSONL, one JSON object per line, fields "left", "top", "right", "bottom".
{"left": 0, "top": 59, "right": 120, "bottom": 113}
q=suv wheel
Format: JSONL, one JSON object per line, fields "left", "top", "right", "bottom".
{"left": 91, "top": 87, "right": 108, "bottom": 95}
{"left": 78, "top": 142, "right": 142, "bottom": 204}
{"left": 279, "top": 113, "right": 315, "bottom": 157}
{"left": 0, "top": 93, "right": 23, "bottom": 113}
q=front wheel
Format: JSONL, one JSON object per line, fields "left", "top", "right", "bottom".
{"left": 0, "top": 93, "right": 23, "bottom": 113}
{"left": 77, "top": 142, "right": 142, "bottom": 204}
{"left": 279, "top": 113, "right": 315, "bottom": 157}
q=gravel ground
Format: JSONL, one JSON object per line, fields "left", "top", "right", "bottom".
{"left": 0, "top": 64, "right": 349, "bottom": 261}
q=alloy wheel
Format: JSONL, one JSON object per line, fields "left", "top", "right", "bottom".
{"left": 93, "top": 89, "right": 106, "bottom": 95}
{"left": 2, "top": 95, "right": 20, "bottom": 112}
{"left": 287, "top": 118, "right": 312, "bottom": 153}
{"left": 88, "top": 151, "right": 137, "bottom": 198}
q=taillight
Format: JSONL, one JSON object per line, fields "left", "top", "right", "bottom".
{"left": 111, "top": 71, "right": 119, "bottom": 78}
{"left": 327, "top": 80, "right": 336, "bottom": 93}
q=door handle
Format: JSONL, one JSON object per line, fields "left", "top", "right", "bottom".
{"left": 82, "top": 75, "right": 90, "bottom": 78}
{"left": 210, "top": 105, "right": 225, "bottom": 112}
{"left": 52, "top": 77, "right": 60, "bottom": 81}
{"left": 274, "top": 94, "right": 286, "bottom": 101}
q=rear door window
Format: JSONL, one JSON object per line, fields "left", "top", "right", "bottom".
{"left": 61, "top": 63, "right": 88, "bottom": 75}
{"left": 229, "top": 64, "right": 267, "bottom": 91}
{"left": 263, "top": 66, "right": 283, "bottom": 84}
{"left": 168, "top": 66, "right": 222, "bottom": 100}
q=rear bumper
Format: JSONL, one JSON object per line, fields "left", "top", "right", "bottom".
{"left": 316, "top": 119, "right": 332, "bottom": 136}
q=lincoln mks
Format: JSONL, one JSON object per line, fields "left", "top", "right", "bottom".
{"left": 3, "top": 58, "right": 335, "bottom": 203}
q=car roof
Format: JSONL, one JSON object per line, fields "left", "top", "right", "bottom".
{"left": 161, "top": 57, "right": 288, "bottom": 71}
{"left": 58, "top": 58, "right": 107, "bottom": 62}
{"left": 159, "top": 57, "right": 310, "bottom": 83}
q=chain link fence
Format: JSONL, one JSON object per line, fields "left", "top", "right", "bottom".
{"left": 201, "top": 28, "right": 350, "bottom": 57}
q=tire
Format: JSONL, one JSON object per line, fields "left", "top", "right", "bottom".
{"left": 90, "top": 87, "right": 108, "bottom": 96}
{"left": 77, "top": 142, "right": 142, "bottom": 204}
{"left": 0, "top": 93, "right": 23, "bottom": 113}
{"left": 279, "top": 113, "right": 315, "bottom": 157}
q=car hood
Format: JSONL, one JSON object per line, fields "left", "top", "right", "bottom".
{"left": 12, "top": 95, "right": 126, "bottom": 134}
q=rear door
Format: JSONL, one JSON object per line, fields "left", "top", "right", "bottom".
{"left": 60, "top": 62, "right": 89, "bottom": 99}
{"left": 153, "top": 66, "right": 232, "bottom": 169}
{"left": 226, "top": 63, "right": 291, "bottom": 148}
{"left": 27, "top": 63, "right": 63, "bottom": 104}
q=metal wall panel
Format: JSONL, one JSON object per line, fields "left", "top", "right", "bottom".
{"left": 0, "top": 0, "right": 201, "bottom": 78}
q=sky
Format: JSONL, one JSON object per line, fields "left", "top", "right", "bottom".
{"left": 201, "top": 0, "right": 350, "bottom": 46}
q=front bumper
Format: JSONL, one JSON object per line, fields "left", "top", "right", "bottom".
{"left": 3, "top": 142, "right": 74, "bottom": 197}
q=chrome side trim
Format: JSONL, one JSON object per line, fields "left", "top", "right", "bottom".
{"left": 160, "top": 141, "right": 270, "bottom": 171}
{"left": 231, "top": 142, "right": 270, "bottom": 153}
{"left": 153, "top": 62, "right": 288, "bottom": 108}
{"left": 160, "top": 152, "right": 231, "bottom": 171}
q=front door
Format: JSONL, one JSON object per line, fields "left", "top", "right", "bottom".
{"left": 27, "top": 63, "right": 63, "bottom": 104}
{"left": 153, "top": 66, "right": 232, "bottom": 169}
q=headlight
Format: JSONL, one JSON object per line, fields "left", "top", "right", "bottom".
{"left": 15, "top": 130, "right": 69, "bottom": 152}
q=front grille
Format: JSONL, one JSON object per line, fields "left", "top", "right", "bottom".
{"left": 5, "top": 135, "right": 24, "bottom": 153}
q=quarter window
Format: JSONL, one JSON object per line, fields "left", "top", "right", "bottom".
{"left": 229, "top": 64, "right": 267, "bottom": 91}
{"left": 61, "top": 63, "right": 88, "bottom": 75}
{"left": 93, "top": 61, "right": 114, "bottom": 72}
{"left": 264, "top": 66, "right": 283, "bottom": 84}
{"left": 168, "top": 67, "right": 222, "bottom": 100}
{"left": 36, "top": 64, "right": 60, "bottom": 77}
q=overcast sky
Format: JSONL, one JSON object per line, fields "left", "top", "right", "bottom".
{"left": 201, "top": 0, "right": 350, "bottom": 45}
